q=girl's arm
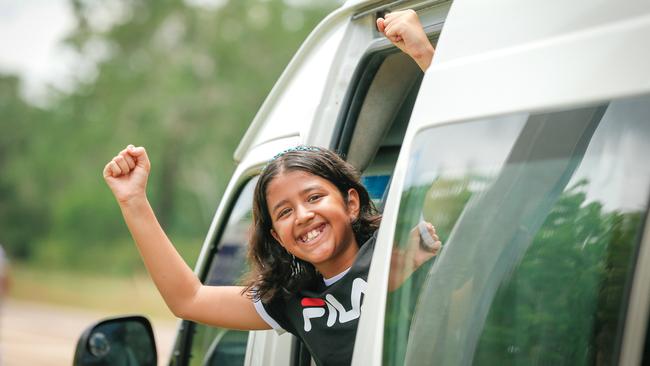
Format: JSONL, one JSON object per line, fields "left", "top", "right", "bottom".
{"left": 104, "top": 145, "right": 269, "bottom": 330}
{"left": 388, "top": 221, "right": 441, "bottom": 291}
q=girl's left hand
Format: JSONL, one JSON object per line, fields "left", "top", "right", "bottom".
{"left": 388, "top": 221, "right": 441, "bottom": 291}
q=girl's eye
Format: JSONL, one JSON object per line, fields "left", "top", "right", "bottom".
{"left": 308, "top": 194, "right": 322, "bottom": 202}
{"left": 278, "top": 208, "right": 291, "bottom": 219}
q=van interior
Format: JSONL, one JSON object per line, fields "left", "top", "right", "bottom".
{"left": 337, "top": 47, "right": 425, "bottom": 210}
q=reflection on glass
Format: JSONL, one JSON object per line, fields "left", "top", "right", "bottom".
{"left": 88, "top": 319, "right": 155, "bottom": 366}
{"left": 383, "top": 95, "right": 650, "bottom": 366}
{"left": 188, "top": 177, "right": 258, "bottom": 366}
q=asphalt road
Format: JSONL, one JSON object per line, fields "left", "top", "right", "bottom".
{"left": 1, "top": 299, "right": 177, "bottom": 366}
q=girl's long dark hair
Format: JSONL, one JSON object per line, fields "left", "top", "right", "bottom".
{"left": 243, "top": 147, "right": 381, "bottom": 303}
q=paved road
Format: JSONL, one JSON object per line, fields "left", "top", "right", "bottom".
{"left": 1, "top": 299, "right": 177, "bottom": 366}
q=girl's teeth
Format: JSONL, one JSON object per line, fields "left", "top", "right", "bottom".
{"left": 302, "top": 227, "right": 321, "bottom": 242}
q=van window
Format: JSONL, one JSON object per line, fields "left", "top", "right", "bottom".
{"left": 383, "top": 94, "right": 650, "bottom": 365}
{"left": 186, "top": 177, "right": 258, "bottom": 366}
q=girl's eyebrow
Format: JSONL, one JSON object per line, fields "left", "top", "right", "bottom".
{"left": 271, "top": 184, "right": 323, "bottom": 214}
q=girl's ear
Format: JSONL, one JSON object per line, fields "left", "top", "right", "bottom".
{"left": 271, "top": 229, "right": 283, "bottom": 247}
{"left": 346, "top": 188, "right": 361, "bottom": 220}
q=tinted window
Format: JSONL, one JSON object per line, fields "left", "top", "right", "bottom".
{"left": 383, "top": 95, "right": 650, "bottom": 365}
{"left": 188, "top": 177, "right": 257, "bottom": 366}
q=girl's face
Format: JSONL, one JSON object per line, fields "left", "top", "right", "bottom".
{"left": 266, "top": 170, "right": 360, "bottom": 278}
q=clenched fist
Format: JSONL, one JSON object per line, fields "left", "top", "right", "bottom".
{"left": 103, "top": 145, "right": 151, "bottom": 204}
{"left": 377, "top": 9, "right": 435, "bottom": 71}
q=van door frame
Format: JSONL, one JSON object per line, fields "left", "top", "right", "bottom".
{"left": 618, "top": 207, "right": 650, "bottom": 365}
{"left": 170, "top": 167, "right": 259, "bottom": 366}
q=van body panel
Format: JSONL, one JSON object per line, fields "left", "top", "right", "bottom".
{"left": 436, "top": 0, "right": 650, "bottom": 63}
{"left": 248, "top": 22, "right": 347, "bottom": 148}
{"left": 233, "top": 7, "right": 350, "bottom": 161}
{"left": 619, "top": 213, "right": 650, "bottom": 366}
{"left": 354, "top": 1, "right": 650, "bottom": 365}
{"left": 245, "top": 329, "right": 293, "bottom": 366}
{"left": 413, "top": 11, "right": 650, "bottom": 130}
{"left": 303, "top": 18, "right": 376, "bottom": 148}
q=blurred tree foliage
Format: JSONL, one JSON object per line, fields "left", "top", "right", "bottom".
{"left": 0, "top": 0, "right": 339, "bottom": 274}
{"left": 384, "top": 177, "right": 644, "bottom": 366}
{"left": 474, "top": 181, "right": 641, "bottom": 365}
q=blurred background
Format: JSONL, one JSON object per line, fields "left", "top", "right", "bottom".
{"left": 0, "top": 0, "right": 340, "bottom": 364}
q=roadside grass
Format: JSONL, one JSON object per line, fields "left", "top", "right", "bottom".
{"left": 9, "top": 236, "right": 202, "bottom": 322}
{"left": 10, "top": 263, "right": 177, "bottom": 321}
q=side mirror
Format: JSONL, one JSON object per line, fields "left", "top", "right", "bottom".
{"left": 73, "top": 315, "right": 157, "bottom": 366}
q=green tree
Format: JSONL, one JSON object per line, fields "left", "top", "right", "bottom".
{"left": 0, "top": 0, "right": 339, "bottom": 273}
{"left": 474, "top": 181, "right": 642, "bottom": 365}
{"left": 0, "top": 75, "right": 50, "bottom": 258}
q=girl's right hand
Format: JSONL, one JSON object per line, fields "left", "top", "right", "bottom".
{"left": 103, "top": 145, "right": 151, "bottom": 204}
{"left": 376, "top": 10, "right": 434, "bottom": 71}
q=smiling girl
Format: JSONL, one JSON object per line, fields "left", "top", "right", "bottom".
{"left": 103, "top": 10, "right": 438, "bottom": 366}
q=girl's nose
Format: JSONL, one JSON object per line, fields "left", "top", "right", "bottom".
{"left": 295, "top": 205, "right": 315, "bottom": 224}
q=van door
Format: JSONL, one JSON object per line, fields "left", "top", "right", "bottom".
{"left": 354, "top": 0, "right": 650, "bottom": 365}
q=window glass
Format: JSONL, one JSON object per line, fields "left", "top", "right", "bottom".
{"left": 383, "top": 95, "right": 650, "bottom": 366}
{"left": 362, "top": 174, "right": 391, "bottom": 204}
{"left": 188, "top": 177, "right": 258, "bottom": 366}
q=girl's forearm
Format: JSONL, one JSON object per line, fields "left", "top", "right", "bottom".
{"left": 119, "top": 196, "right": 200, "bottom": 316}
{"left": 415, "top": 43, "right": 434, "bottom": 71}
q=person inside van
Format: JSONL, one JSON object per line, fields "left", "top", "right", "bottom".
{"left": 103, "top": 10, "right": 436, "bottom": 366}
{"left": 376, "top": 9, "right": 435, "bottom": 72}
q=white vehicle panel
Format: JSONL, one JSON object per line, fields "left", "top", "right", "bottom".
{"left": 412, "top": 11, "right": 650, "bottom": 129}
{"left": 251, "top": 24, "right": 346, "bottom": 147}
{"left": 234, "top": 9, "right": 351, "bottom": 160}
{"left": 245, "top": 329, "right": 293, "bottom": 366}
{"left": 436, "top": 0, "right": 650, "bottom": 63}
{"left": 354, "top": 1, "right": 650, "bottom": 365}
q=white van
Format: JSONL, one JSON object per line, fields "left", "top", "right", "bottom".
{"left": 74, "top": 0, "right": 650, "bottom": 365}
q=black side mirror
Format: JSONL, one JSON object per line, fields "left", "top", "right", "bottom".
{"left": 73, "top": 315, "right": 157, "bottom": 366}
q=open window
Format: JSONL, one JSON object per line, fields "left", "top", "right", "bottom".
{"left": 336, "top": 41, "right": 435, "bottom": 209}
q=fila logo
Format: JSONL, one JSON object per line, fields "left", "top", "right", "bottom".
{"left": 300, "top": 278, "right": 367, "bottom": 332}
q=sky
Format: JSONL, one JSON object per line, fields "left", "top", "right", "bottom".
{"left": 0, "top": 0, "right": 236, "bottom": 105}
{"left": 0, "top": 0, "right": 77, "bottom": 104}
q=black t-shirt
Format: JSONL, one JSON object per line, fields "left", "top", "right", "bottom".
{"left": 254, "top": 234, "right": 376, "bottom": 366}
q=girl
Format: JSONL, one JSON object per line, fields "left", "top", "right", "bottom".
{"left": 104, "top": 145, "right": 439, "bottom": 365}
{"left": 103, "top": 10, "right": 438, "bottom": 366}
